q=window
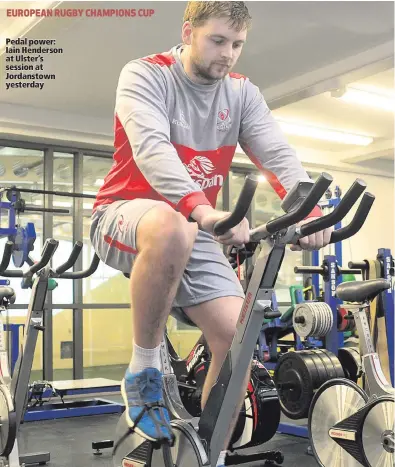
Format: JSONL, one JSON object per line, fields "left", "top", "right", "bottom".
{"left": 52, "top": 153, "right": 75, "bottom": 305}
{"left": 0, "top": 147, "right": 44, "bottom": 306}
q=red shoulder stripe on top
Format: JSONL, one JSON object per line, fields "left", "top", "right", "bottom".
{"left": 229, "top": 72, "right": 247, "bottom": 80}
{"left": 141, "top": 53, "right": 176, "bottom": 67}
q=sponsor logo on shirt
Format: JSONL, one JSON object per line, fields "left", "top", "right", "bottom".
{"left": 217, "top": 108, "right": 231, "bottom": 131}
{"left": 184, "top": 156, "right": 223, "bottom": 189}
{"left": 172, "top": 110, "right": 190, "bottom": 130}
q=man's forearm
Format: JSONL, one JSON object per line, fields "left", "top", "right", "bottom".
{"left": 190, "top": 204, "right": 217, "bottom": 226}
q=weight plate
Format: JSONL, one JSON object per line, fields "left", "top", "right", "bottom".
{"left": 0, "top": 384, "right": 16, "bottom": 457}
{"left": 311, "top": 303, "right": 323, "bottom": 336}
{"left": 306, "top": 350, "right": 331, "bottom": 389}
{"left": 293, "top": 304, "right": 316, "bottom": 337}
{"left": 274, "top": 352, "right": 315, "bottom": 419}
{"left": 314, "top": 302, "right": 327, "bottom": 336}
{"left": 320, "top": 349, "right": 345, "bottom": 378}
{"left": 318, "top": 302, "right": 333, "bottom": 336}
{"left": 314, "top": 303, "right": 323, "bottom": 336}
{"left": 318, "top": 305, "right": 325, "bottom": 336}
{"left": 308, "top": 378, "right": 368, "bottom": 467}
{"left": 314, "top": 305, "right": 321, "bottom": 336}
{"left": 338, "top": 348, "right": 361, "bottom": 383}
{"left": 294, "top": 302, "right": 333, "bottom": 338}
{"left": 316, "top": 304, "right": 324, "bottom": 335}
{"left": 324, "top": 305, "right": 333, "bottom": 336}
{"left": 297, "top": 351, "right": 321, "bottom": 397}
{"left": 361, "top": 396, "right": 394, "bottom": 467}
{"left": 318, "top": 303, "right": 327, "bottom": 336}
{"left": 310, "top": 349, "right": 339, "bottom": 382}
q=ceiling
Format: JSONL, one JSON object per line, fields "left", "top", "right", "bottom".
{"left": 0, "top": 1, "right": 394, "bottom": 176}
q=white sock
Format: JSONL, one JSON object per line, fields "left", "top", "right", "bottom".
{"left": 129, "top": 342, "right": 162, "bottom": 373}
{"left": 216, "top": 450, "right": 227, "bottom": 466}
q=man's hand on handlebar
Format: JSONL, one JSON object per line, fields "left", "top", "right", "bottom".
{"left": 191, "top": 205, "right": 250, "bottom": 246}
{"left": 290, "top": 217, "right": 334, "bottom": 251}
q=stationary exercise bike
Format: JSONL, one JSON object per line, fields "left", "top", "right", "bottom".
{"left": 0, "top": 238, "right": 99, "bottom": 467}
{"left": 112, "top": 171, "right": 375, "bottom": 467}
{"left": 308, "top": 278, "right": 394, "bottom": 467}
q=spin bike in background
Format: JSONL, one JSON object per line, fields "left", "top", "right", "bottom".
{"left": 112, "top": 171, "right": 375, "bottom": 467}
{"left": 0, "top": 238, "right": 100, "bottom": 467}
{"left": 308, "top": 278, "right": 394, "bottom": 467}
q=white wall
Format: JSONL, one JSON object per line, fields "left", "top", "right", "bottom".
{"left": 306, "top": 166, "right": 394, "bottom": 266}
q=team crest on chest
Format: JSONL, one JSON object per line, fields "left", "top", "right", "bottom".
{"left": 217, "top": 108, "right": 231, "bottom": 132}
{"left": 184, "top": 156, "right": 223, "bottom": 189}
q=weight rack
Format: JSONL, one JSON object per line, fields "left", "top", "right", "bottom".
{"left": 274, "top": 254, "right": 360, "bottom": 438}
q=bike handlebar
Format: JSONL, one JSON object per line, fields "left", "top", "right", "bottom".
{"left": 0, "top": 242, "right": 13, "bottom": 273}
{"left": 265, "top": 173, "right": 333, "bottom": 234}
{"left": 0, "top": 238, "right": 99, "bottom": 279}
{"left": 0, "top": 238, "right": 58, "bottom": 277}
{"left": 55, "top": 242, "right": 83, "bottom": 274}
{"left": 53, "top": 241, "right": 100, "bottom": 278}
{"left": 213, "top": 174, "right": 259, "bottom": 236}
{"left": 29, "top": 239, "right": 58, "bottom": 274}
{"left": 58, "top": 254, "right": 100, "bottom": 279}
{"left": 211, "top": 171, "right": 373, "bottom": 247}
{"left": 298, "top": 179, "right": 366, "bottom": 237}
{"left": 220, "top": 173, "right": 375, "bottom": 252}
{"left": 328, "top": 192, "right": 374, "bottom": 243}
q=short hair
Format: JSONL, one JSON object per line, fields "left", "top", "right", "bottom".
{"left": 183, "top": 1, "right": 252, "bottom": 32}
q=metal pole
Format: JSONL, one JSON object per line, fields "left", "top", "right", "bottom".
{"left": 73, "top": 152, "right": 84, "bottom": 379}
{"left": 43, "top": 148, "right": 54, "bottom": 381}
{"left": 1, "top": 186, "right": 96, "bottom": 199}
{"left": 378, "top": 248, "right": 394, "bottom": 386}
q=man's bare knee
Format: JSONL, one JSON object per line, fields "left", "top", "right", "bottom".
{"left": 209, "top": 324, "right": 236, "bottom": 361}
{"left": 136, "top": 203, "right": 197, "bottom": 258}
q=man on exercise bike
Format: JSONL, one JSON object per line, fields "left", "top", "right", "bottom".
{"left": 90, "top": 2, "right": 333, "bottom": 466}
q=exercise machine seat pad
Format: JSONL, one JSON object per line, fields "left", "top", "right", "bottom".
{"left": 336, "top": 279, "right": 390, "bottom": 303}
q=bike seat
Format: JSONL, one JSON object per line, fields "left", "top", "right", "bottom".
{"left": 0, "top": 287, "right": 16, "bottom": 305}
{"left": 336, "top": 279, "right": 390, "bottom": 303}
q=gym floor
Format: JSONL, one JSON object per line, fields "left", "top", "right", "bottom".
{"left": 19, "top": 412, "right": 319, "bottom": 467}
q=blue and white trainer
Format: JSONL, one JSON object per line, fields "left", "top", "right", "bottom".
{"left": 121, "top": 367, "right": 174, "bottom": 442}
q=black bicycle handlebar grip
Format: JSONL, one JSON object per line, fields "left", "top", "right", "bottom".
{"left": 298, "top": 179, "right": 367, "bottom": 237}
{"left": 348, "top": 261, "right": 368, "bottom": 270}
{"left": 29, "top": 238, "right": 58, "bottom": 274}
{"left": 265, "top": 173, "right": 333, "bottom": 234}
{"left": 329, "top": 192, "right": 375, "bottom": 244}
{"left": 55, "top": 241, "right": 83, "bottom": 274}
{"left": 294, "top": 266, "right": 324, "bottom": 274}
{"left": 59, "top": 254, "right": 100, "bottom": 279}
{"left": 213, "top": 174, "right": 259, "bottom": 236}
{"left": 0, "top": 241, "right": 13, "bottom": 273}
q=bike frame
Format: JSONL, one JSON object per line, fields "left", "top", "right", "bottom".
{"left": 345, "top": 303, "right": 394, "bottom": 398}
{"left": 160, "top": 236, "right": 289, "bottom": 466}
